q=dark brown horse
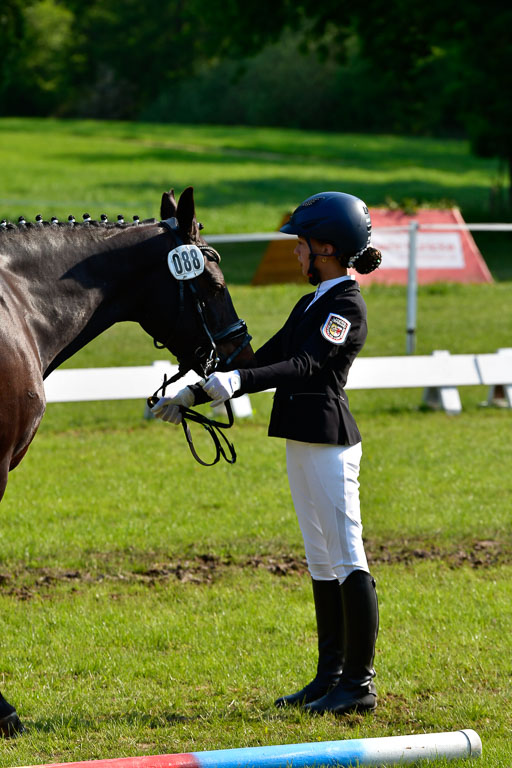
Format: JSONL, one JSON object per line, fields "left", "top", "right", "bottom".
{"left": 0, "top": 186, "right": 253, "bottom": 736}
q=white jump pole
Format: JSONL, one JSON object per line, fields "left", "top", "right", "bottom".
{"left": 15, "top": 729, "right": 482, "bottom": 768}
{"left": 406, "top": 219, "right": 419, "bottom": 355}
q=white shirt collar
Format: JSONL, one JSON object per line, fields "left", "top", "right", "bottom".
{"left": 305, "top": 275, "right": 355, "bottom": 311}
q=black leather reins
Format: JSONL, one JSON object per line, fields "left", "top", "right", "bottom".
{"left": 147, "top": 378, "right": 237, "bottom": 467}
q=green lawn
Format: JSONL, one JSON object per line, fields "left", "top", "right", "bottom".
{"left": 1, "top": 116, "right": 510, "bottom": 281}
{"left": 4, "top": 118, "right": 499, "bottom": 228}
{"left": 0, "top": 119, "right": 511, "bottom": 766}
{"left": 1, "top": 281, "right": 511, "bottom": 767}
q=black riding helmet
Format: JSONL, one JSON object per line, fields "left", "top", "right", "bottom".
{"left": 280, "top": 191, "right": 372, "bottom": 255}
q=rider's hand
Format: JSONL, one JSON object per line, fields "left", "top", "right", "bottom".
{"left": 151, "top": 385, "right": 195, "bottom": 424}
{"left": 201, "top": 371, "right": 241, "bottom": 407}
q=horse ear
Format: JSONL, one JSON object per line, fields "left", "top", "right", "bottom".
{"left": 176, "top": 186, "right": 196, "bottom": 236}
{"left": 160, "top": 189, "right": 177, "bottom": 220}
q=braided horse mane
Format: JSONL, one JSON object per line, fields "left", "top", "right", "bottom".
{"left": 0, "top": 213, "right": 157, "bottom": 232}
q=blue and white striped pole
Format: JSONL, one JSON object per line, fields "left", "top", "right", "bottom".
{"left": 17, "top": 729, "right": 482, "bottom": 768}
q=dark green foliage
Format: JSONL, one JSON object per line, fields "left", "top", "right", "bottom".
{"left": 0, "top": 1, "right": 510, "bottom": 204}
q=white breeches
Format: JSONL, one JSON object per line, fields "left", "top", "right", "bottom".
{"left": 286, "top": 440, "right": 369, "bottom": 584}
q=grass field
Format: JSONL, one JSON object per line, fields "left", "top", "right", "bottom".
{"left": 1, "top": 119, "right": 511, "bottom": 767}
{"left": 1, "top": 117, "right": 503, "bottom": 227}
{"left": 1, "top": 116, "right": 511, "bottom": 281}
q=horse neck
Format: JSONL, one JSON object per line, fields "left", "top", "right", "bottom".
{"left": 8, "top": 224, "right": 165, "bottom": 376}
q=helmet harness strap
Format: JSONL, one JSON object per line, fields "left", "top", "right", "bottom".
{"left": 305, "top": 235, "right": 322, "bottom": 286}
{"left": 305, "top": 236, "right": 343, "bottom": 286}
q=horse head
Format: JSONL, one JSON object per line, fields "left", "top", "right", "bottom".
{"left": 0, "top": 186, "right": 255, "bottom": 484}
{"left": 139, "top": 187, "right": 254, "bottom": 377}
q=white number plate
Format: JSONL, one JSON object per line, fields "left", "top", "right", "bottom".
{"left": 167, "top": 244, "right": 205, "bottom": 280}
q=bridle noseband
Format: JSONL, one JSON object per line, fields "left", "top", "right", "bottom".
{"left": 148, "top": 217, "right": 252, "bottom": 466}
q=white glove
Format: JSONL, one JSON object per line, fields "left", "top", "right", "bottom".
{"left": 202, "top": 370, "right": 241, "bottom": 407}
{"left": 150, "top": 385, "right": 195, "bottom": 424}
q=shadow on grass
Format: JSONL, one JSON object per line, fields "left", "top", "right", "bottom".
{"left": 25, "top": 710, "right": 193, "bottom": 735}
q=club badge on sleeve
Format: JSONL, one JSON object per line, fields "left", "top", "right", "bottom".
{"left": 321, "top": 313, "right": 351, "bottom": 345}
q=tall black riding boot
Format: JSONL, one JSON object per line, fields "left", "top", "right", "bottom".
{"left": 0, "top": 692, "right": 24, "bottom": 738}
{"left": 275, "top": 578, "right": 344, "bottom": 708}
{"left": 305, "top": 570, "right": 379, "bottom": 715}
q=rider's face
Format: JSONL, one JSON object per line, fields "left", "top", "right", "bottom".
{"left": 295, "top": 237, "right": 312, "bottom": 276}
{"left": 294, "top": 236, "right": 328, "bottom": 277}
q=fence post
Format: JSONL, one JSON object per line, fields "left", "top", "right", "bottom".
{"left": 406, "top": 220, "right": 419, "bottom": 354}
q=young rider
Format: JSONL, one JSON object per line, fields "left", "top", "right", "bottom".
{"left": 152, "top": 191, "right": 382, "bottom": 715}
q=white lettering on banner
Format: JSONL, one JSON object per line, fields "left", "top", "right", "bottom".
{"left": 371, "top": 232, "right": 465, "bottom": 269}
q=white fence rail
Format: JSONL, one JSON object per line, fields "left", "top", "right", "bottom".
{"left": 42, "top": 224, "right": 511, "bottom": 417}
{"left": 44, "top": 349, "right": 512, "bottom": 416}
{"left": 206, "top": 223, "right": 512, "bottom": 243}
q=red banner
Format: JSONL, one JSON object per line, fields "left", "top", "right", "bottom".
{"left": 355, "top": 208, "right": 493, "bottom": 285}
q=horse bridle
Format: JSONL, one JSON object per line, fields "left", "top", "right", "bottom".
{"left": 153, "top": 217, "right": 251, "bottom": 378}
{"left": 147, "top": 217, "right": 252, "bottom": 466}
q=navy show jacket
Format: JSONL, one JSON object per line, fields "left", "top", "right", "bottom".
{"left": 238, "top": 279, "right": 367, "bottom": 446}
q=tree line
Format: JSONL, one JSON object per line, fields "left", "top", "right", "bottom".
{"left": 1, "top": 0, "right": 510, "bottom": 204}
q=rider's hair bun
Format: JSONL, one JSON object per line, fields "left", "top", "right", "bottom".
{"left": 341, "top": 246, "right": 382, "bottom": 274}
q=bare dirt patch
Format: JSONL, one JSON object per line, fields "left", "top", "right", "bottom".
{"left": 0, "top": 540, "right": 509, "bottom": 600}
{"left": 367, "top": 538, "right": 508, "bottom": 569}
